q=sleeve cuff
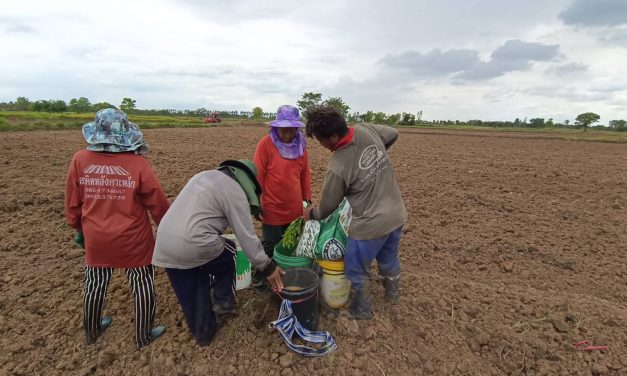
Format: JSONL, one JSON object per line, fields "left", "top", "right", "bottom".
{"left": 258, "top": 259, "right": 277, "bottom": 278}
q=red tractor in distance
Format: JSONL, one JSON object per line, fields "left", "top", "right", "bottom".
{"left": 203, "top": 112, "right": 221, "bottom": 123}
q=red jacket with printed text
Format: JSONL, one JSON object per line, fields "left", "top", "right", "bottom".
{"left": 65, "top": 150, "right": 170, "bottom": 268}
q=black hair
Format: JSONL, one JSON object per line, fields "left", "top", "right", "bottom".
{"left": 305, "top": 105, "right": 348, "bottom": 139}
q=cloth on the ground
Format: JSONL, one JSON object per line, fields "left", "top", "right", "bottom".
{"left": 270, "top": 299, "right": 337, "bottom": 357}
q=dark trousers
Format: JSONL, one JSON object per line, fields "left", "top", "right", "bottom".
{"left": 253, "top": 223, "right": 289, "bottom": 287}
{"left": 83, "top": 265, "right": 156, "bottom": 347}
{"left": 165, "top": 238, "right": 236, "bottom": 346}
{"left": 262, "top": 223, "right": 290, "bottom": 258}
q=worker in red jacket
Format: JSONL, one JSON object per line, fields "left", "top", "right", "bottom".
{"left": 253, "top": 105, "right": 311, "bottom": 293}
{"left": 65, "top": 108, "right": 170, "bottom": 347}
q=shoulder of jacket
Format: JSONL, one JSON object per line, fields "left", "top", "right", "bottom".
{"left": 73, "top": 149, "right": 89, "bottom": 158}
{"left": 260, "top": 134, "right": 273, "bottom": 145}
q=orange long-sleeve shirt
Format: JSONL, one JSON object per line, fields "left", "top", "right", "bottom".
{"left": 65, "top": 150, "right": 170, "bottom": 268}
{"left": 253, "top": 135, "right": 311, "bottom": 225}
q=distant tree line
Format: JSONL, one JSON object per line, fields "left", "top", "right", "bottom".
{"left": 295, "top": 92, "right": 625, "bottom": 132}
{"left": 0, "top": 96, "right": 276, "bottom": 120}
{"left": 1, "top": 95, "right": 625, "bottom": 132}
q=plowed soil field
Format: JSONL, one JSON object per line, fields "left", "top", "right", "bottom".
{"left": 1, "top": 126, "right": 626, "bottom": 376}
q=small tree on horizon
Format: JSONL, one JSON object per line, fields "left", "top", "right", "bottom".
{"left": 92, "top": 102, "right": 116, "bottom": 111}
{"left": 15, "top": 97, "right": 31, "bottom": 111}
{"left": 120, "top": 98, "right": 137, "bottom": 112}
{"left": 323, "top": 97, "right": 351, "bottom": 117}
{"left": 252, "top": 106, "right": 263, "bottom": 119}
{"left": 297, "top": 92, "right": 322, "bottom": 118}
{"left": 575, "top": 112, "right": 600, "bottom": 132}
{"left": 68, "top": 97, "right": 92, "bottom": 113}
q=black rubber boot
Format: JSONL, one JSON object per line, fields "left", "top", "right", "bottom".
{"left": 381, "top": 276, "right": 400, "bottom": 304}
{"left": 349, "top": 288, "right": 373, "bottom": 320}
{"left": 213, "top": 299, "right": 238, "bottom": 317}
{"left": 252, "top": 272, "right": 270, "bottom": 295}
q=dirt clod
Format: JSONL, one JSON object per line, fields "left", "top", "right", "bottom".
{"left": 551, "top": 318, "right": 569, "bottom": 333}
{"left": 278, "top": 353, "right": 294, "bottom": 368}
{"left": 591, "top": 364, "right": 609, "bottom": 376}
{"left": 97, "top": 351, "right": 115, "bottom": 368}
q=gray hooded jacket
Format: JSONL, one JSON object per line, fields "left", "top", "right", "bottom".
{"left": 152, "top": 170, "right": 271, "bottom": 271}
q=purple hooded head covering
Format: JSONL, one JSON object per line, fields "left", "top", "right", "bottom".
{"left": 268, "top": 105, "right": 306, "bottom": 159}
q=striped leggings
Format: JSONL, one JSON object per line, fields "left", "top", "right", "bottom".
{"left": 83, "top": 265, "right": 156, "bottom": 347}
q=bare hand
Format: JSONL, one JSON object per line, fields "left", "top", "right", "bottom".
{"left": 266, "top": 267, "right": 285, "bottom": 291}
{"left": 303, "top": 207, "right": 315, "bottom": 221}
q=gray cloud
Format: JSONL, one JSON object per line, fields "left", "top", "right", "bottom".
{"left": 380, "top": 40, "right": 560, "bottom": 81}
{"left": 491, "top": 39, "right": 559, "bottom": 61}
{"left": 0, "top": 17, "right": 36, "bottom": 34}
{"left": 548, "top": 62, "right": 588, "bottom": 75}
{"left": 596, "top": 27, "right": 627, "bottom": 46}
{"left": 589, "top": 81, "right": 627, "bottom": 93}
{"left": 379, "top": 49, "right": 479, "bottom": 76}
{"left": 459, "top": 40, "right": 558, "bottom": 80}
{"left": 524, "top": 86, "right": 614, "bottom": 101}
{"left": 171, "top": 0, "right": 570, "bottom": 54}
{"left": 559, "top": 0, "right": 627, "bottom": 27}
{"left": 456, "top": 59, "right": 530, "bottom": 80}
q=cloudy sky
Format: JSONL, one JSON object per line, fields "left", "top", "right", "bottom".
{"left": 1, "top": 0, "right": 626, "bottom": 122}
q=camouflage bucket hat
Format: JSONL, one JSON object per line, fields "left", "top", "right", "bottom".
{"left": 82, "top": 108, "right": 148, "bottom": 154}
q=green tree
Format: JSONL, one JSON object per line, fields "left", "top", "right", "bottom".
{"left": 92, "top": 102, "right": 116, "bottom": 111}
{"left": 29, "top": 99, "right": 66, "bottom": 112}
{"left": 252, "top": 106, "right": 263, "bottom": 119}
{"left": 359, "top": 111, "right": 374, "bottom": 122}
{"left": 609, "top": 119, "right": 627, "bottom": 132}
{"left": 120, "top": 98, "right": 137, "bottom": 112}
{"left": 575, "top": 112, "right": 600, "bottom": 132}
{"left": 373, "top": 112, "right": 387, "bottom": 124}
{"left": 400, "top": 112, "right": 416, "bottom": 125}
{"left": 68, "top": 97, "right": 92, "bottom": 113}
{"left": 15, "top": 97, "right": 31, "bottom": 111}
{"left": 387, "top": 113, "right": 401, "bottom": 125}
{"left": 347, "top": 112, "right": 361, "bottom": 122}
{"left": 49, "top": 100, "right": 67, "bottom": 112}
{"left": 529, "top": 118, "right": 545, "bottom": 128}
{"left": 296, "top": 92, "right": 322, "bottom": 117}
{"left": 323, "top": 97, "right": 351, "bottom": 117}
{"left": 29, "top": 100, "right": 48, "bottom": 112}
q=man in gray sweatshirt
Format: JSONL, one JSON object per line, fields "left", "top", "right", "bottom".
{"left": 153, "top": 159, "right": 284, "bottom": 345}
{"left": 304, "top": 106, "right": 407, "bottom": 320}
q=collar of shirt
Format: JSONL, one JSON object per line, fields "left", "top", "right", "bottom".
{"left": 332, "top": 127, "right": 355, "bottom": 152}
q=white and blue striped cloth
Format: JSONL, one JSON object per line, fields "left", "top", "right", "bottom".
{"left": 269, "top": 300, "right": 337, "bottom": 356}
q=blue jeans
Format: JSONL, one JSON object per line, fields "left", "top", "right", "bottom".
{"left": 344, "top": 226, "right": 402, "bottom": 291}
